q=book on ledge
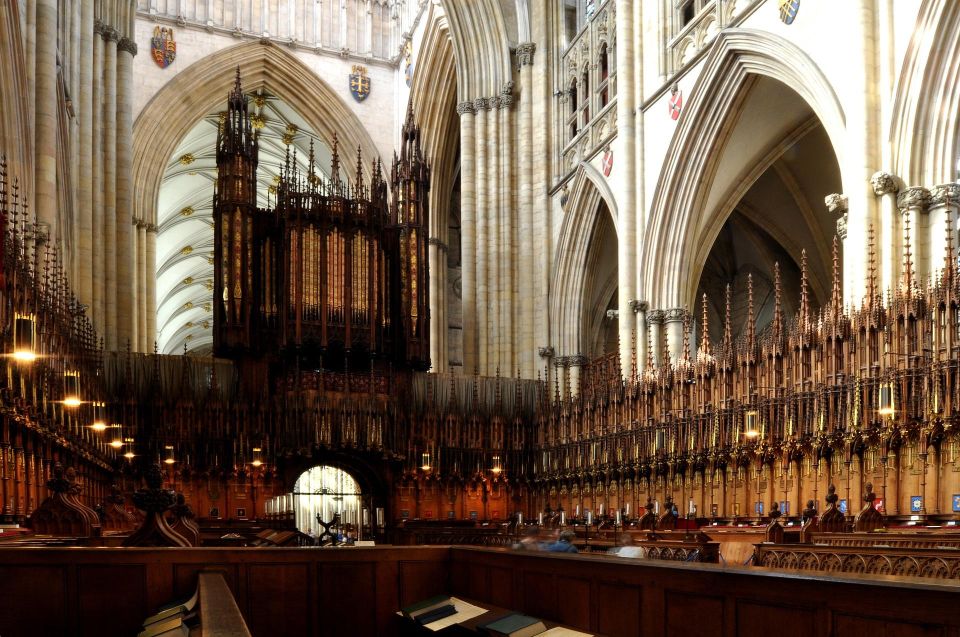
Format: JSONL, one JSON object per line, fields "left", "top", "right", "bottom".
{"left": 137, "top": 616, "right": 189, "bottom": 637}
{"left": 480, "top": 613, "right": 547, "bottom": 637}
{"left": 401, "top": 595, "right": 452, "bottom": 619}
{"left": 415, "top": 604, "right": 458, "bottom": 625}
{"left": 143, "top": 587, "right": 200, "bottom": 626}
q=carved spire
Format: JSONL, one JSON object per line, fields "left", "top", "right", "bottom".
{"left": 867, "top": 223, "right": 878, "bottom": 310}
{"left": 772, "top": 263, "right": 783, "bottom": 341}
{"left": 330, "top": 132, "right": 341, "bottom": 188}
{"left": 944, "top": 213, "right": 955, "bottom": 288}
{"left": 645, "top": 325, "right": 655, "bottom": 375}
{"left": 799, "top": 249, "right": 810, "bottom": 330}
{"left": 723, "top": 283, "right": 733, "bottom": 354}
{"left": 355, "top": 144, "right": 365, "bottom": 199}
{"left": 681, "top": 311, "right": 692, "bottom": 368}
{"left": 630, "top": 328, "right": 638, "bottom": 381}
{"left": 699, "top": 293, "right": 711, "bottom": 361}
{"left": 903, "top": 209, "right": 914, "bottom": 295}
{"left": 831, "top": 235, "right": 842, "bottom": 318}
{"left": 746, "top": 273, "right": 756, "bottom": 353}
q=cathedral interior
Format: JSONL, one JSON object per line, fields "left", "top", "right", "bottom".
{"left": 1, "top": 1, "right": 959, "bottom": 635}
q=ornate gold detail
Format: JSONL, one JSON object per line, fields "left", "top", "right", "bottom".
{"left": 251, "top": 114, "right": 266, "bottom": 130}
{"left": 180, "top": 246, "right": 193, "bottom": 255}
{"left": 182, "top": 277, "right": 194, "bottom": 285}
{"left": 204, "top": 280, "right": 214, "bottom": 291}
{"left": 178, "top": 153, "right": 195, "bottom": 166}
{"left": 182, "top": 301, "right": 194, "bottom": 310}
{"left": 202, "top": 303, "right": 212, "bottom": 313}
{"left": 253, "top": 94, "right": 266, "bottom": 108}
{"left": 268, "top": 184, "right": 278, "bottom": 195}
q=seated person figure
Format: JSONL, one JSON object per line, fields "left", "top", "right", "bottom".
{"left": 608, "top": 533, "right": 644, "bottom": 558}
{"left": 512, "top": 526, "right": 543, "bottom": 551}
{"left": 545, "top": 530, "right": 579, "bottom": 553}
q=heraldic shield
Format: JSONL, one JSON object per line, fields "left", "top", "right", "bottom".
{"left": 350, "top": 65, "right": 371, "bottom": 102}
{"left": 151, "top": 26, "right": 177, "bottom": 69}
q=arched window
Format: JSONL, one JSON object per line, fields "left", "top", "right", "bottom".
{"left": 598, "top": 43, "right": 610, "bottom": 108}
{"left": 567, "top": 79, "right": 579, "bottom": 140}
{"left": 580, "top": 68, "right": 590, "bottom": 127}
{"left": 292, "top": 465, "right": 363, "bottom": 539}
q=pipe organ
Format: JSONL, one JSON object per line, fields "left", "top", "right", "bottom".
{"left": 213, "top": 71, "right": 430, "bottom": 372}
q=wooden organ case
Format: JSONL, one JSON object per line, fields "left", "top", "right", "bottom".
{"left": 213, "top": 72, "right": 430, "bottom": 372}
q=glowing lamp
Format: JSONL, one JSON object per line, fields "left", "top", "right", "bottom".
{"left": 878, "top": 384, "right": 895, "bottom": 416}
{"left": 491, "top": 455, "right": 502, "bottom": 475}
{"left": 12, "top": 313, "right": 36, "bottom": 362}
{"left": 109, "top": 439, "right": 123, "bottom": 449}
{"left": 63, "top": 370, "right": 82, "bottom": 407}
{"left": 123, "top": 451, "right": 135, "bottom": 460}
{"left": 420, "top": 452, "right": 431, "bottom": 472}
{"left": 251, "top": 447, "right": 263, "bottom": 468}
{"left": 163, "top": 445, "right": 176, "bottom": 465}
{"left": 744, "top": 411, "right": 759, "bottom": 438}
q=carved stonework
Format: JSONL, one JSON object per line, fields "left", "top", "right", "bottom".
{"left": 568, "top": 354, "right": 588, "bottom": 367}
{"left": 538, "top": 346, "right": 555, "bottom": 359}
{"left": 837, "top": 212, "right": 848, "bottom": 240}
{"left": 664, "top": 308, "right": 687, "bottom": 323}
{"left": 897, "top": 186, "right": 931, "bottom": 211}
{"left": 517, "top": 42, "right": 537, "bottom": 67}
{"left": 456, "top": 101, "right": 475, "bottom": 116}
{"left": 102, "top": 26, "right": 119, "bottom": 43}
{"left": 630, "top": 300, "right": 649, "bottom": 314}
{"left": 824, "top": 193, "right": 848, "bottom": 215}
{"left": 930, "top": 183, "right": 960, "bottom": 207}
{"left": 871, "top": 171, "right": 898, "bottom": 196}
{"left": 646, "top": 310, "right": 666, "bottom": 325}
{"left": 117, "top": 36, "right": 138, "bottom": 56}
{"left": 428, "top": 237, "right": 449, "bottom": 252}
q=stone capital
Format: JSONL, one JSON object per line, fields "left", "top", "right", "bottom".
{"left": 629, "top": 299, "right": 648, "bottom": 313}
{"left": 930, "top": 183, "right": 960, "bottom": 208}
{"left": 554, "top": 355, "right": 570, "bottom": 368}
{"left": 538, "top": 346, "right": 556, "bottom": 359}
{"left": 473, "top": 97, "right": 489, "bottom": 111}
{"left": 836, "top": 212, "right": 848, "bottom": 240}
{"left": 646, "top": 310, "right": 666, "bottom": 325}
{"left": 605, "top": 309, "right": 619, "bottom": 320}
{"left": 824, "top": 193, "right": 848, "bottom": 215}
{"left": 102, "top": 26, "right": 119, "bottom": 43}
{"left": 568, "top": 354, "right": 588, "bottom": 367}
{"left": 664, "top": 308, "right": 687, "bottom": 323}
{"left": 456, "top": 101, "right": 475, "bottom": 116}
{"left": 870, "top": 171, "right": 898, "bottom": 196}
{"left": 146, "top": 224, "right": 159, "bottom": 233}
{"left": 117, "top": 37, "right": 138, "bottom": 56}
{"left": 897, "top": 186, "right": 931, "bottom": 212}
{"left": 427, "top": 237, "right": 448, "bottom": 252}
{"left": 497, "top": 95, "right": 514, "bottom": 109}
{"left": 517, "top": 42, "right": 537, "bottom": 67}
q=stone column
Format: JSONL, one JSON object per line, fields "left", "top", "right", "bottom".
{"left": 76, "top": 0, "right": 94, "bottom": 310}
{"left": 498, "top": 90, "right": 514, "bottom": 373}
{"left": 664, "top": 309, "right": 686, "bottom": 363}
{"left": 517, "top": 43, "right": 536, "bottom": 378}
{"left": 92, "top": 21, "right": 105, "bottom": 336}
{"left": 116, "top": 35, "right": 137, "bottom": 349}
{"left": 928, "top": 184, "right": 960, "bottom": 280}
{"left": 474, "top": 98, "right": 489, "bottom": 374}
{"left": 896, "top": 187, "right": 931, "bottom": 285}
{"left": 145, "top": 224, "right": 158, "bottom": 349}
{"left": 616, "top": 0, "right": 637, "bottom": 377}
{"left": 486, "top": 103, "right": 500, "bottom": 373}
{"left": 568, "top": 355, "right": 587, "bottom": 397}
{"left": 647, "top": 310, "right": 665, "bottom": 368}
{"left": 457, "top": 102, "right": 477, "bottom": 373}
{"left": 137, "top": 221, "right": 148, "bottom": 352}
{"left": 34, "top": 0, "right": 58, "bottom": 240}
{"left": 102, "top": 25, "right": 118, "bottom": 350}
{"left": 871, "top": 171, "right": 899, "bottom": 294}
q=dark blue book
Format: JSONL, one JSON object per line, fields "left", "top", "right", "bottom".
{"left": 415, "top": 604, "right": 458, "bottom": 625}
{"left": 481, "top": 613, "right": 547, "bottom": 637}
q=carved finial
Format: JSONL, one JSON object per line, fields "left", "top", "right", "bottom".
{"left": 831, "top": 235, "right": 842, "bottom": 315}
{"left": 746, "top": 273, "right": 755, "bottom": 350}
{"left": 944, "top": 213, "right": 956, "bottom": 287}
{"left": 630, "top": 328, "right": 638, "bottom": 381}
{"left": 772, "top": 263, "right": 783, "bottom": 339}
{"left": 681, "top": 311, "right": 692, "bottom": 367}
{"left": 355, "top": 144, "right": 365, "bottom": 197}
{"left": 825, "top": 484, "right": 838, "bottom": 505}
{"left": 699, "top": 293, "right": 711, "bottom": 359}
{"left": 330, "top": 132, "right": 341, "bottom": 186}
{"left": 799, "top": 249, "right": 810, "bottom": 329}
{"left": 645, "top": 325, "right": 655, "bottom": 373}
{"left": 867, "top": 223, "right": 878, "bottom": 309}
{"left": 903, "top": 209, "right": 914, "bottom": 294}
{"left": 723, "top": 284, "right": 733, "bottom": 351}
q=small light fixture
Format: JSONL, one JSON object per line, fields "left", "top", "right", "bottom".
{"left": 12, "top": 313, "right": 37, "bottom": 363}
{"left": 123, "top": 451, "right": 135, "bottom": 460}
{"left": 63, "top": 370, "right": 82, "bottom": 407}
{"left": 109, "top": 438, "right": 123, "bottom": 449}
{"left": 744, "top": 411, "right": 759, "bottom": 438}
{"left": 491, "top": 455, "right": 502, "bottom": 475}
{"left": 90, "top": 402, "right": 107, "bottom": 431}
{"left": 878, "top": 383, "right": 895, "bottom": 416}
{"left": 251, "top": 447, "right": 263, "bottom": 468}
{"left": 164, "top": 445, "right": 176, "bottom": 465}
{"left": 420, "top": 452, "right": 431, "bottom": 472}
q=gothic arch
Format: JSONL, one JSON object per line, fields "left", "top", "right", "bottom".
{"left": 551, "top": 163, "right": 618, "bottom": 358}
{"left": 641, "top": 29, "right": 846, "bottom": 313}
{"left": 440, "top": 0, "right": 513, "bottom": 102}
{"left": 132, "top": 39, "right": 380, "bottom": 226}
{"left": 0, "top": 2, "right": 32, "bottom": 192}
{"left": 890, "top": 0, "right": 960, "bottom": 185}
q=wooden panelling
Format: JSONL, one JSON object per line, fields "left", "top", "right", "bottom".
{"left": 488, "top": 566, "right": 513, "bottom": 609}
{"left": 521, "top": 570, "right": 557, "bottom": 619}
{"left": 0, "top": 565, "right": 67, "bottom": 637}
{"left": 597, "top": 582, "right": 642, "bottom": 637}
{"left": 398, "top": 560, "right": 448, "bottom": 608}
{"left": 833, "top": 614, "right": 945, "bottom": 637}
{"left": 735, "top": 601, "right": 815, "bottom": 637}
{"left": 319, "top": 562, "right": 376, "bottom": 636}
{"left": 464, "top": 561, "right": 490, "bottom": 601}
{"left": 77, "top": 565, "right": 147, "bottom": 637}
{"left": 246, "top": 563, "right": 311, "bottom": 637}
{"left": 555, "top": 577, "right": 591, "bottom": 630}
{"left": 665, "top": 591, "right": 722, "bottom": 637}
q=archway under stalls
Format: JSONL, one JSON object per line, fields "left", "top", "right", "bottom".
{"left": 694, "top": 77, "right": 841, "bottom": 341}
{"left": 291, "top": 465, "right": 366, "bottom": 541}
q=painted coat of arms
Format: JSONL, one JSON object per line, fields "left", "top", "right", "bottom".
{"left": 350, "top": 65, "right": 371, "bottom": 102}
{"left": 779, "top": 0, "right": 800, "bottom": 25}
{"left": 151, "top": 26, "right": 177, "bottom": 69}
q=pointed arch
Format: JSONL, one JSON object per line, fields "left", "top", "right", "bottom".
{"left": 132, "top": 40, "right": 380, "bottom": 226}
{"left": 641, "top": 29, "right": 846, "bottom": 313}
{"left": 890, "top": 0, "right": 960, "bottom": 185}
{"left": 551, "top": 163, "right": 619, "bottom": 357}
{"left": 440, "top": 0, "right": 513, "bottom": 101}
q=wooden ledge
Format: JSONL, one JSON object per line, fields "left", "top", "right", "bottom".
{"left": 198, "top": 571, "right": 251, "bottom": 637}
